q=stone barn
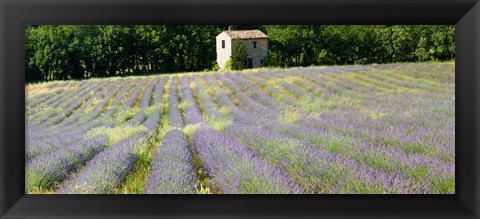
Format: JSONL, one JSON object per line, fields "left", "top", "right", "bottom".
{"left": 216, "top": 29, "right": 268, "bottom": 69}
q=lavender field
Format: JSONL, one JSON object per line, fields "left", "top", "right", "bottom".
{"left": 25, "top": 62, "right": 455, "bottom": 194}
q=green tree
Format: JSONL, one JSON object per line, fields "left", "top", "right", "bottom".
{"left": 24, "top": 25, "right": 456, "bottom": 83}
{"left": 230, "top": 38, "right": 248, "bottom": 70}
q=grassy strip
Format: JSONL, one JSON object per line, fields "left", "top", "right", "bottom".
{"left": 183, "top": 127, "right": 215, "bottom": 194}
{"left": 113, "top": 77, "right": 171, "bottom": 194}
{"left": 86, "top": 125, "right": 146, "bottom": 147}
{"left": 114, "top": 124, "right": 170, "bottom": 194}
{"left": 180, "top": 76, "right": 215, "bottom": 194}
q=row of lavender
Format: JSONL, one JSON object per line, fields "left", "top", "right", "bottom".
{"left": 143, "top": 63, "right": 453, "bottom": 194}
{"left": 26, "top": 76, "right": 166, "bottom": 193}
{"left": 185, "top": 63, "right": 452, "bottom": 194}
{"left": 25, "top": 62, "right": 455, "bottom": 194}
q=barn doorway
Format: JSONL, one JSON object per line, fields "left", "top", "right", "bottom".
{"left": 247, "top": 58, "right": 253, "bottom": 68}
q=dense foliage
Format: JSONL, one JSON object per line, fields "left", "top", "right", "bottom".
{"left": 230, "top": 38, "right": 248, "bottom": 70}
{"left": 264, "top": 25, "right": 455, "bottom": 67}
{"left": 25, "top": 25, "right": 454, "bottom": 82}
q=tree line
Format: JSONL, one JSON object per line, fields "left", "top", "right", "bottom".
{"left": 25, "top": 25, "right": 454, "bottom": 82}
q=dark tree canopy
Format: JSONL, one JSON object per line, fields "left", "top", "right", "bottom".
{"left": 25, "top": 25, "right": 455, "bottom": 82}
{"left": 230, "top": 39, "right": 248, "bottom": 70}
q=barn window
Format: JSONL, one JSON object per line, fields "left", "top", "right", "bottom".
{"left": 222, "top": 40, "right": 225, "bottom": 49}
{"left": 260, "top": 59, "right": 264, "bottom": 65}
{"left": 253, "top": 41, "right": 257, "bottom": 48}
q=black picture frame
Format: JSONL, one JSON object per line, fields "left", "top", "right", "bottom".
{"left": 1, "top": 0, "right": 479, "bottom": 218}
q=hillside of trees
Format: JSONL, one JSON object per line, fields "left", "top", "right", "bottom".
{"left": 25, "top": 25, "right": 455, "bottom": 82}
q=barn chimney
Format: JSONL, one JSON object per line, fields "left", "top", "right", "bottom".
{"left": 228, "top": 26, "right": 233, "bottom": 31}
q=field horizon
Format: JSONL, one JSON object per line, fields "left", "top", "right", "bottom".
{"left": 25, "top": 61, "right": 455, "bottom": 85}
{"left": 25, "top": 62, "right": 455, "bottom": 194}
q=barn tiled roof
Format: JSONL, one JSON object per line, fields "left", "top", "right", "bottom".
{"left": 224, "top": 30, "right": 268, "bottom": 39}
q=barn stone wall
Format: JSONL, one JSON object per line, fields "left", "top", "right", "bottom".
{"left": 216, "top": 32, "right": 232, "bottom": 70}
{"left": 216, "top": 32, "right": 268, "bottom": 69}
{"left": 242, "top": 38, "right": 268, "bottom": 68}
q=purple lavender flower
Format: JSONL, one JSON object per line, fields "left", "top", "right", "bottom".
{"left": 143, "top": 129, "right": 197, "bottom": 194}
{"left": 58, "top": 133, "right": 146, "bottom": 194}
